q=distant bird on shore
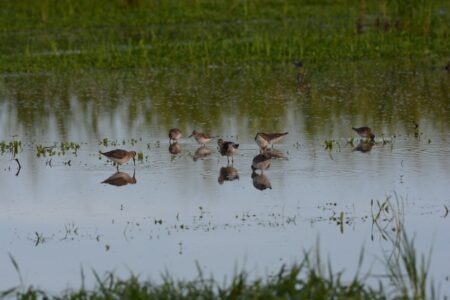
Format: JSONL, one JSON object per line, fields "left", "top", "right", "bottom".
{"left": 255, "top": 132, "right": 288, "bottom": 151}
{"left": 218, "top": 139, "right": 239, "bottom": 164}
{"left": 168, "top": 128, "right": 182, "bottom": 143}
{"left": 352, "top": 127, "right": 375, "bottom": 141}
{"left": 251, "top": 153, "right": 271, "bottom": 173}
{"left": 189, "top": 130, "right": 214, "bottom": 146}
{"left": 100, "top": 149, "right": 136, "bottom": 170}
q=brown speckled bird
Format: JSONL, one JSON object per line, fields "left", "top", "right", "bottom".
{"left": 255, "top": 132, "right": 288, "bottom": 150}
{"left": 218, "top": 139, "right": 239, "bottom": 164}
{"left": 168, "top": 128, "right": 182, "bottom": 143}
{"left": 100, "top": 149, "right": 136, "bottom": 171}
{"left": 189, "top": 130, "right": 214, "bottom": 146}
{"left": 352, "top": 127, "right": 375, "bottom": 141}
{"left": 251, "top": 153, "right": 271, "bottom": 173}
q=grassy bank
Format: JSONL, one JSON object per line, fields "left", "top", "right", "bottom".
{"left": 1, "top": 0, "right": 449, "bottom": 72}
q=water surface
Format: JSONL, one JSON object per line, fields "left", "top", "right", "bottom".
{"left": 1, "top": 61, "right": 449, "bottom": 293}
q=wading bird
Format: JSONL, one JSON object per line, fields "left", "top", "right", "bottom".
{"left": 100, "top": 149, "right": 136, "bottom": 171}
{"left": 168, "top": 128, "right": 182, "bottom": 143}
{"left": 255, "top": 132, "right": 288, "bottom": 151}
{"left": 218, "top": 139, "right": 239, "bottom": 164}
{"left": 352, "top": 127, "right": 375, "bottom": 141}
{"left": 189, "top": 130, "right": 214, "bottom": 146}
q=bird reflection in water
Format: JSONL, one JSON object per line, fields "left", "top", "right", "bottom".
{"left": 169, "top": 143, "right": 182, "bottom": 155}
{"left": 251, "top": 171, "right": 272, "bottom": 191}
{"left": 353, "top": 141, "right": 373, "bottom": 153}
{"left": 193, "top": 146, "right": 212, "bottom": 161}
{"left": 101, "top": 169, "right": 137, "bottom": 186}
{"left": 218, "top": 166, "right": 239, "bottom": 184}
{"left": 265, "top": 148, "right": 288, "bottom": 160}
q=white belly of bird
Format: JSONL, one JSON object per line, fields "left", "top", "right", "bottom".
{"left": 255, "top": 135, "right": 269, "bottom": 149}
{"left": 109, "top": 156, "right": 130, "bottom": 165}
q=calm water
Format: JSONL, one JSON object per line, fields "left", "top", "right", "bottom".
{"left": 1, "top": 61, "right": 449, "bottom": 293}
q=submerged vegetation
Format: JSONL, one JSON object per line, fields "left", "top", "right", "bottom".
{"left": 36, "top": 142, "right": 81, "bottom": 157}
{"left": 0, "top": 140, "right": 22, "bottom": 157}
{"left": 1, "top": 0, "right": 449, "bottom": 72}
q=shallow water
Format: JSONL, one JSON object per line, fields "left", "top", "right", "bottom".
{"left": 1, "top": 62, "right": 450, "bottom": 293}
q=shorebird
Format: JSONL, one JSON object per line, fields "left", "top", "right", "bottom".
{"left": 189, "top": 130, "right": 214, "bottom": 146}
{"left": 101, "top": 170, "right": 137, "bottom": 186}
{"left": 218, "top": 166, "right": 239, "bottom": 184}
{"left": 255, "top": 132, "right": 288, "bottom": 151}
{"left": 352, "top": 127, "right": 375, "bottom": 141}
{"left": 251, "top": 171, "right": 272, "bottom": 191}
{"left": 217, "top": 139, "right": 239, "bottom": 164}
{"left": 100, "top": 149, "right": 136, "bottom": 170}
{"left": 251, "top": 153, "right": 271, "bottom": 173}
{"left": 168, "top": 128, "right": 182, "bottom": 143}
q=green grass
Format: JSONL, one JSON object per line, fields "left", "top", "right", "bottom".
{"left": 1, "top": 0, "right": 449, "bottom": 72}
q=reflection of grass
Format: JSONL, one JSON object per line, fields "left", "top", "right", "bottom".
{"left": 4, "top": 231, "right": 435, "bottom": 299}
{"left": 2, "top": 61, "right": 449, "bottom": 139}
{"left": 0, "top": 0, "right": 449, "bottom": 72}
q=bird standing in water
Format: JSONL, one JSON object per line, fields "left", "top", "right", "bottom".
{"left": 168, "top": 128, "right": 182, "bottom": 143}
{"left": 218, "top": 139, "right": 239, "bottom": 164}
{"left": 255, "top": 132, "right": 288, "bottom": 151}
{"left": 251, "top": 153, "right": 272, "bottom": 173}
{"left": 100, "top": 149, "right": 136, "bottom": 171}
{"left": 352, "top": 127, "right": 375, "bottom": 141}
{"left": 189, "top": 130, "right": 214, "bottom": 146}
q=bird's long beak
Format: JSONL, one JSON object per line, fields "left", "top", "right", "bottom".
{"left": 133, "top": 157, "right": 136, "bottom": 165}
{"left": 188, "top": 134, "right": 193, "bottom": 138}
